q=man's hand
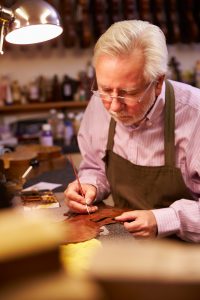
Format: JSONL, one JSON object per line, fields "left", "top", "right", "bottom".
{"left": 115, "top": 210, "right": 158, "bottom": 238}
{"left": 64, "top": 180, "right": 98, "bottom": 214}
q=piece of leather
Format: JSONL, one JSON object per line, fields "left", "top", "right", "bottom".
{"left": 62, "top": 219, "right": 100, "bottom": 244}
{"left": 62, "top": 205, "right": 130, "bottom": 244}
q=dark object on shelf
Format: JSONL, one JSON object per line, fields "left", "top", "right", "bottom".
{"left": 168, "top": 56, "right": 182, "bottom": 82}
{"left": 52, "top": 74, "right": 61, "bottom": 101}
{"left": 55, "top": 134, "right": 80, "bottom": 154}
{"left": 0, "top": 172, "right": 13, "bottom": 209}
{"left": 61, "top": 75, "right": 78, "bottom": 101}
{"left": 11, "top": 118, "right": 46, "bottom": 141}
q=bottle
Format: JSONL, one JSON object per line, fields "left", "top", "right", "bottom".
{"left": 38, "top": 75, "right": 47, "bottom": 102}
{"left": 11, "top": 80, "right": 21, "bottom": 104}
{"left": 78, "top": 70, "right": 90, "bottom": 100}
{"left": 55, "top": 112, "right": 65, "bottom": 143}
{"left": 64, "top": 120, "right": 74, "bottom": 146}
{"left": 45, "top": 78, "right": 53, "bottom": 102}
{"left": 28, "top": 80, "right": 39, "bottom": 102}
{"left": 52, "top": 74, "right": 61, "bottom": 101}
{"left": 20, "top": 85, "right": 28, "bottom": 104}
{"left": 86, "top": 61, "right": 95, "bottom": 84}
{"left": 61, "top": 75, "right": 73, "bottom": 101}
{"left": 48, "top": 109, "right": 58, "bottom": 140}
{"left": 0, "top": 76, "right": 13, "bottom": 106}
{"left": 73, "top": 112, "right": 83, "bottom": 136}
{"left": 40, "top": 123, "right": 53, "bottom": 146}
{"left": 77, "top": 82, "right": 87, "bottom": 101}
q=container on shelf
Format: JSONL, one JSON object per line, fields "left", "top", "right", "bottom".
{"left": 40, "top": 123, "right": 53, "bottom": 146}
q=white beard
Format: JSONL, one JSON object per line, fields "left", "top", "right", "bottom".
{"left": 109, "top": 89, "right": 156, "bottom": 126}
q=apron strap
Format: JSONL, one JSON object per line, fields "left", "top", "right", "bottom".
{"left": 164, "top": 80, "right": 175, "bottom": 167}
{"left": 106, "top": 117, "right": 116, "bottom": 151}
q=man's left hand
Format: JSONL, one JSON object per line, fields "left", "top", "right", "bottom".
{"left": 115, "top": 210, "right": 158, "bottom": 238}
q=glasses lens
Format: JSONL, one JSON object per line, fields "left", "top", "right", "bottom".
{"left": 92, "top": 91, "right": 111, "bottom": 102}
{"left": 100, "top": 93, "right": 112, "bottom": 102}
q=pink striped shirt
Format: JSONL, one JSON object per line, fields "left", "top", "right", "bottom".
{"left": 78, "top": 80, "right": 200, "bottom": 242}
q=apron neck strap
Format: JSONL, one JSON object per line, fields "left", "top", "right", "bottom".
{"left": 107, "top": 117, "right": 116, "bottom": 150}
{"left": 164, "top": 80, "right": 175, "bottom": 166}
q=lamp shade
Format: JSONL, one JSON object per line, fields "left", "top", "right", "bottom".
{"left": 5, "top": 0, "right": 63, "bottom": 44}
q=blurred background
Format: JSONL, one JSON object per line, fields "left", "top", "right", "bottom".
{"left": 0, "top": 0, "right": 200, "bottom": 152}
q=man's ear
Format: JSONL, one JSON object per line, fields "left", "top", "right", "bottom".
{"left": 155, "top": 75, "right": 165, "bottom": 97}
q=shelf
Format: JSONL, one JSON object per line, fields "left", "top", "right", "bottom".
{"left": 0, "top": 101, "right": 89, "bottom": 114}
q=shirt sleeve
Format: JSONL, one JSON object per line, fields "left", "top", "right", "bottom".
{"left": 77, "top": 97, "right": 111, "bottom": 201}
{"left": 152, "top": 198, "right": 200, "bottom": 242}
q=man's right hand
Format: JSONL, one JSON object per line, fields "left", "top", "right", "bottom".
{"left": 64, "top": 180, "right": 98, "bottom": 214}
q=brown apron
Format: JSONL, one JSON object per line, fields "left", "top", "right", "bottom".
{"left": 103, "top": 80, "right": 194, "bottom": 209}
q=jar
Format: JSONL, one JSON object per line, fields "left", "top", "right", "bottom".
{"left": 40, "top": 123, "right": 53, "bottom": 146}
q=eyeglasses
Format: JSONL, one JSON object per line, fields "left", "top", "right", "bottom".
{"left": 91, "top": 80, "right": 156, "bottom": 105}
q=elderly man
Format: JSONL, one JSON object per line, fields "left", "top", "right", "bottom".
{"left": 65, "top": 20, "right": 200, "bottom": 242}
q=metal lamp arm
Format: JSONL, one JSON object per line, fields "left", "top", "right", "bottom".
{"left": 0, "top": 5, "right": 14, "bottom": 54}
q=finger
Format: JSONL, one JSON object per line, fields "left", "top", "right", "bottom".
{"left": 131, "top": 231, "right": 150, "bottom": 239}
{"left": 84, "top": 188, "right": 97, "bottom": 205}
{"left": 65, "top": 181, "right": 84, "bottom": 197}
{"left": 87, "top": 204, "right": 98, "bottom": 214}
{"left": 68, "top": 200, "right": 98, "bottom": 214}
{"left": 65, "top": 188, "right": 86, "bottom": 205}
{"left": 115, "top": 211, "right": 137, "bottom": 222}
{"left": 123, "top": 220, "right": 143, "bottom": 232}
{"left": 67, "top": 200, "right": 88, "bottom": 213}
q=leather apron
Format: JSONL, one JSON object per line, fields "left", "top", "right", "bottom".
{"left": 103, "top": 81, "right": 194, "bottom": 209}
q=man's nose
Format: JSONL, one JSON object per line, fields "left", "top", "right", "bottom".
{"left": 109, "top": 94, "right": 122, "bottom": 112}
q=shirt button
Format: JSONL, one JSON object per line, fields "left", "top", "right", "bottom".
{"left": 146, "top": 120, "right": 152, "bottom": 127}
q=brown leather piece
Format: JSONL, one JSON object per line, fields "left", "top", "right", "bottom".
{"left": 62, "top": 205, "right": 130, "bottom": 244}
{"left": 62, "top": 219, "right": 100, "bottom": 244}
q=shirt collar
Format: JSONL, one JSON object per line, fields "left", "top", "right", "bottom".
{"left": 145, "top": 80, "right": 166, "bottom": 122}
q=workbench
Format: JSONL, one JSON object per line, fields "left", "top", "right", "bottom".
{"left": 20, "top": 159, "right": 133, "bottom": 241}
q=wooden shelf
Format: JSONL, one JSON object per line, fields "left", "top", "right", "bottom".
{"left": 0, "top": 101, "right": 88, "bottom": 114}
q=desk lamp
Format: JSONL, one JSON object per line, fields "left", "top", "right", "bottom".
{"left": 0, "top": 0, "right": 63, "bottom": 54}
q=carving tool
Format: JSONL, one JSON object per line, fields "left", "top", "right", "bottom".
{"left": 22, "top": 159, "right": 39, "bottom": 179}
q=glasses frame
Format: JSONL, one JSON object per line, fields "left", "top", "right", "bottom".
{"left": 91, "top": 80, "right": 156, "bottom": 105}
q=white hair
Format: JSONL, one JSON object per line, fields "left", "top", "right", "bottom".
{"left": 93, "top": 20, "right": 168, "bottom": 81}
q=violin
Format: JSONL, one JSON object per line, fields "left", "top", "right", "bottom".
{"left": 137, "top": 0, "right": 153, "bottom": 23}
{"left": 177, "top": 0, "right": 198, "bottom": 43}
{"left": 59, "top": 0, "right": 76, "bottom": 48}
{"left": 164, "top": 0, "right": 181, "bottom": 44}
{"left": 123, "top": 0, "right": 139, "bottom": 20}
{"left": 76, "top": 0, "right": 93, "bottom": 48}
{"left": 152, "top": 0, "right": 168, "bottom": 40}
{"left": 90, "top": 0, "right": 109, "bottom": 41}
{"left": 0, "top": 144, "right": 63, "bottom": 191}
